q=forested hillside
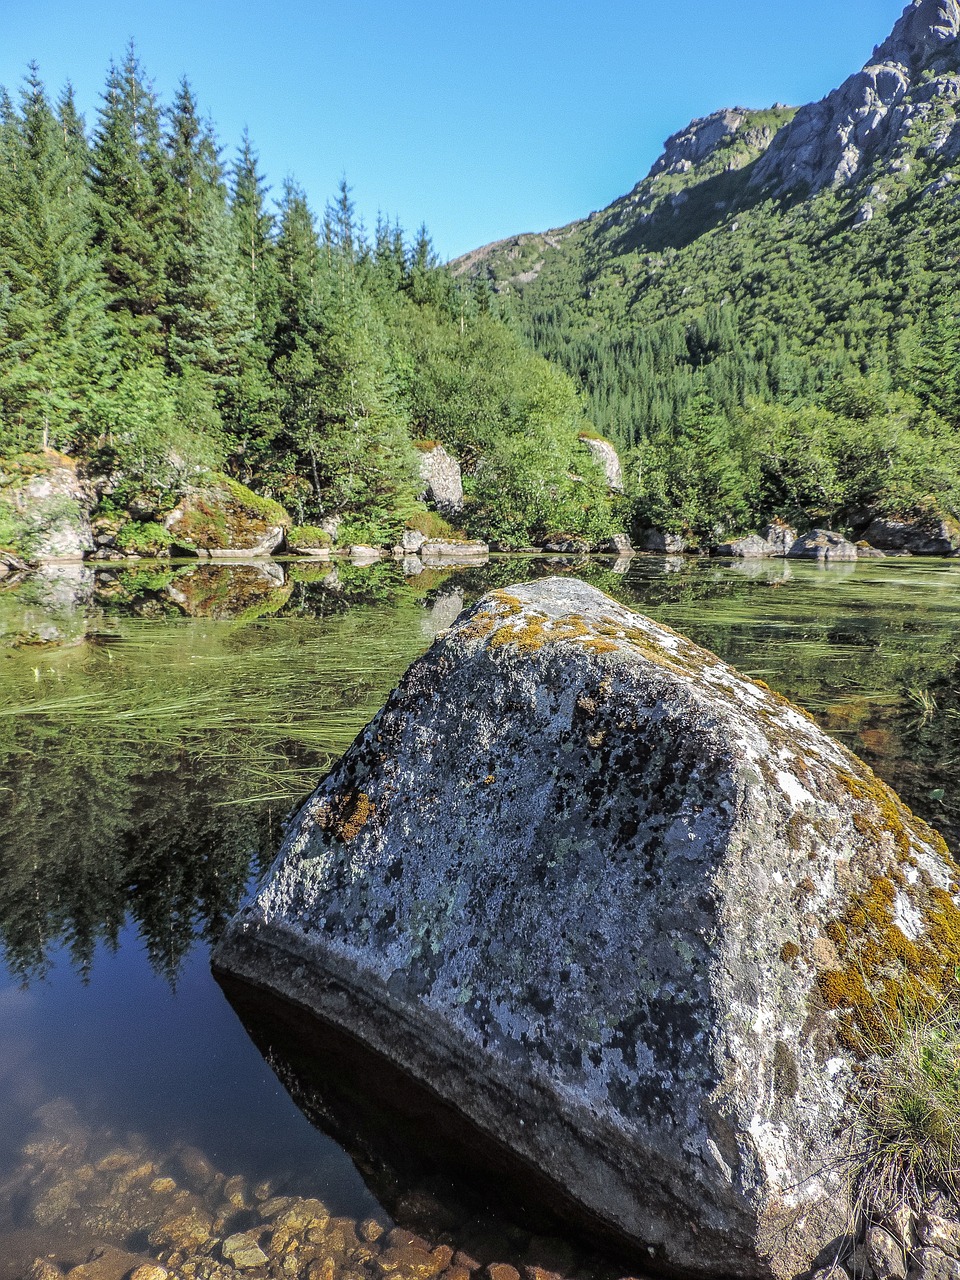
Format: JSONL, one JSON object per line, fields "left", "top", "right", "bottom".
{"left": 455, "top": 0, "right": 960, "bottom": 542}
{"left": 0, "top": 50, "right": 617, "bottom": 556}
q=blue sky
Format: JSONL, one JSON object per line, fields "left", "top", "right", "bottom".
{"left": 2, "top": 0, "right": 906, "bottom": 261}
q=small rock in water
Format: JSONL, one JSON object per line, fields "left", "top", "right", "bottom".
{"left": 360, "top": 1217, "right": 386, "bottom": 1243}
{"left": 222, "top": 1231, "right": 270, "bottom": 1269}
{"left": 223, "top": 1173, "right": 249, "bottom": 1208}
{"left": 129, "top": 1268, "right": 170, "bottom": 1280}
{"left": 28, "top": 1262, "right": 65, "bottom": 1280}
{"left": 486, "top": 1266, "right": 521, "bottom": 1280}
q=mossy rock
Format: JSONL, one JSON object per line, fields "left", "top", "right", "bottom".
{"left": 165, "top": 477, "right": 291, "bottom": 557}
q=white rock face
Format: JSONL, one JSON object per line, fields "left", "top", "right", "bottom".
{"left": 216, "top": 578, "right": 959, "bottom": 1280}
{"left": 3, "top": 458, "right": 94, "bottom": 561}
{"left": 580, "top": 437, "right": 625, "bottom": 492}
{"left": 417, "top": 444, "right": 464, "bottom": 513}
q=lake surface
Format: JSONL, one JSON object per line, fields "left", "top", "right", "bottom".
{"left": 0, "top": 554, "right": 958, "bottom": 1278}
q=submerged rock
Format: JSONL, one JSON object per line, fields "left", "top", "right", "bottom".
{"left": 216, "top": 578, "right": 960, "bottom": 1280}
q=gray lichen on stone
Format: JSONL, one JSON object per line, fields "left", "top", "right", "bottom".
{"left": 216, "top": 577, "right": 959, "bottom": 1280}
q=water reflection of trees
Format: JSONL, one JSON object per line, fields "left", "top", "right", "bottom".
{"left": 1, "top": 558, "right": 958, "bottom": 985}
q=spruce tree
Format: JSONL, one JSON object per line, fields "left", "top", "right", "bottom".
{"left": 0, "top": 67, "right": 110, "bottom": 454}
{"left": 162, "top": 78, "right": 248, "bottom": 385}
{"left": 89, "top": 45, "right": 169, "bottom": 362}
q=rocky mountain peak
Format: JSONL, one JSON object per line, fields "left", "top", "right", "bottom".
{"left": 751, "top": 0, "right": 960, "bottom": 196}
{"left": 650, "top": 108, "right": 752, "bottom": 177}
{"left": 874, "top": 0, "right": 960, "bottom": 73}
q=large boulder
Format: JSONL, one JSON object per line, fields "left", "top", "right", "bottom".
{"left": 215, "top": 578, "right": 959, "bottom": 1280}
{"left": 641, "top": 528, "right": 688, "bottom": 553}
{"left": 716, "top": 533, "right": 779, "bottom": 559}
{"left": 416, "top": 444, "right": 464, "bottom": 514}
{"left": 861, "top": 515, "right": 960, "bottom": 556}
{"left": 579, "top": 435, "right": 625, "bottom": 492}
{"left": 164, "top": 478, "right": 290, "bottom": 558}
{"left": 420, "top": 538, "right": 489, "bottom": 566}
{"left": 787, "top": 529, "right": 858, "bottom": 562}
{"left": 0, "top": 453, "right": 94, "bottom": 561}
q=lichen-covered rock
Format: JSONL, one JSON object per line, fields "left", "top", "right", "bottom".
{"left": 862, "top": 516, "right": 960, "bottom": 556}
{"left": 787, "top": 529, "right": 859, "bottom": 562}
{"left": 578, "top": 436, "right": 625, "bottom": 492}
{"left": 0, "top": 453, "right": 94, "bottom": 561}
{"left": 716, "top": 534, "right": 778, "bottom": 559}
{"left": 215, "top": 578, "right": 959, "bottom": 1280}
{"left": 420, "top": 538, "right": 489, "bottom": 566}
{"left": 164, "top": 478, "right": 290, "bottom": 557}
{"left": 417, "top": 445, "right": 464, "bottom": 514}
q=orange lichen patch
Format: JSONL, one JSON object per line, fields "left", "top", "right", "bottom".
{"left": 319, "top": 791, "right": 374, "bottom": 843}
{"left": 838, "top": 768, "right": 951, "bottom": 863}
{"left": 817, "top": 870, "right": 960, "bottom": 1051}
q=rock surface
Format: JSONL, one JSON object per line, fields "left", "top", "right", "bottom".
{"left": 216, "top": 577, "right": 960, "bottom": 1280}
{"left": 716, "top": 534, "right": 778, "bottom": 559}
{"left": 164, "top": 479, "right": 290, "bottom": 558}
{"left": 579, "top": 438, "right": 625, "bottom": 493}
{"left": 752, "top": 0, "right": 960, "bottom": 195}
{"left": 0, "top": 454, "right": 94, "bottom": 562}
{"left": 640, "top": 529, "right": 688, "bottom": 554}
{"left": 420, "top": 539, "right": 489, "bottom": 566}
{"left": 787, "top": 529, "right": 859, "bottom": 562}
{"left": 862, "top": 516, "right": 960, "bottom": 556}
{"left": 417, "top": 445, "right": 464, "bottom": 514}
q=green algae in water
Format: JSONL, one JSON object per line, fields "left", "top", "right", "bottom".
{"left": 0, "top": 557, "right": 959, "bottom": 1276}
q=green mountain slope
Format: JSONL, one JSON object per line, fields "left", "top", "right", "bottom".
{"left": 453, "top": 0, "right": 960, "bottom": 539}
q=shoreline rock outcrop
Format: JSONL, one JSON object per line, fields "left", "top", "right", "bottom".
{"left": 216, "top": 578, "right": 960, "bottom": 1280}
{"left": 417, "top": 445, "right": 464, "bottom": 515}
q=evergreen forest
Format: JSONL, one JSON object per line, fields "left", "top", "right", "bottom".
{"left": 462, "top": 103, "right": 960, "bottom": 543}
{"left": 0, "top": 51, "right": 618, "bottom": 556}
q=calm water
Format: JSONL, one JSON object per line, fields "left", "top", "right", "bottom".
{"left": 0, "top": 554, "right": 958, "bottom": 1276}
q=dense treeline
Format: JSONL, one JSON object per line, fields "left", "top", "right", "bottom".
{"left": 0, "top": 51, "right": 616, "bottom": 549}
{"left": 481, "top": 107, "right": 960, "bottom": 541}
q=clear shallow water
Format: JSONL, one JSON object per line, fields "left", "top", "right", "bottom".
{"left": 0, "top": 554, "right": 958, "bottom": 1277}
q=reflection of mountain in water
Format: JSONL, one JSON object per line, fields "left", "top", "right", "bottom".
{"left": 0, "top": 557, "right": 958, "bottom": 986}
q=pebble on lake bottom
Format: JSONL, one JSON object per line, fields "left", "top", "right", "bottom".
{"left": 3, "top": 1096, "right": 644, "bottom": 1280}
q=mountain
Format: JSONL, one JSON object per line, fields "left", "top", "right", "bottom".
{"left": 451, "top": 0, "right": 960, "bottom": 515}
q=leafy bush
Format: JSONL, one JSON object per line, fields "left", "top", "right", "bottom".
{"left": 405, "top": 509, "right": 458, "bottom": 539}
{"left": 114, "top": 521, "right": 173, "bottom": 556}
{"left": 287, "top": 525, "right": 333, "bottom": 551}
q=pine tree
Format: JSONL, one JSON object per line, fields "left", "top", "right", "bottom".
{"left": 89, "top": 45, "right": 169, "bottom": 361}
{"left": 162, "top": 78, "right": 248, "bottom": 384}
{"left": 0, "top": 67, "right": 110, "bottom": 454}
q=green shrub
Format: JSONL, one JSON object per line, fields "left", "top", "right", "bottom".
{"left": 405, "top": 509, "right": 457, "bottom": 539}
{"left": 114, "top": 521, "right": 173, "bottom": 556}
{"left": 287, "top": 525, "right": 333, "bottom": 552}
